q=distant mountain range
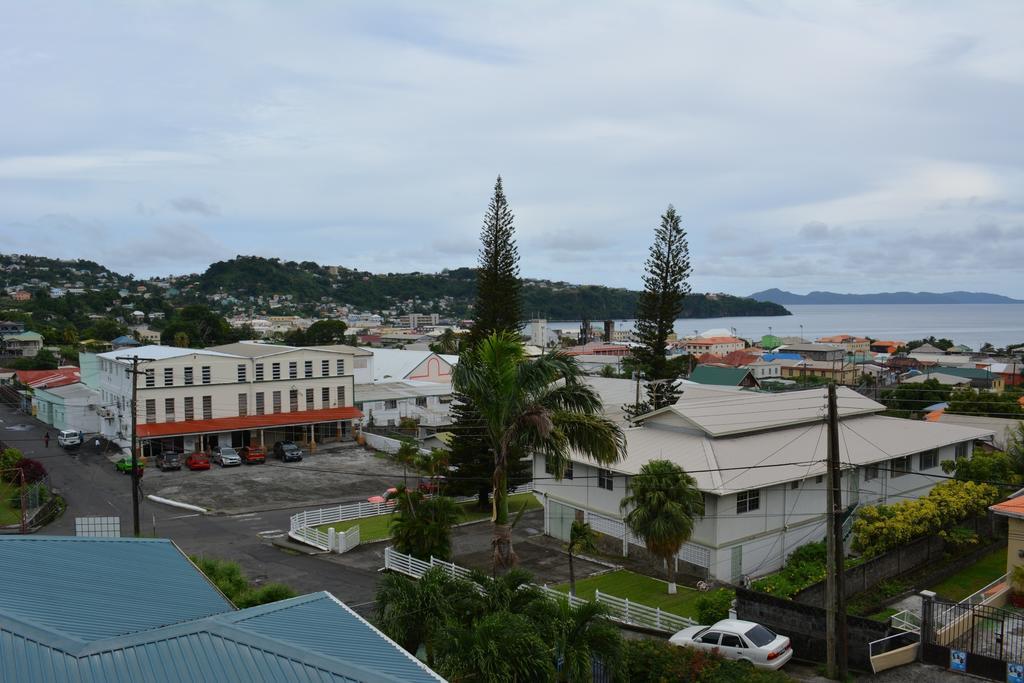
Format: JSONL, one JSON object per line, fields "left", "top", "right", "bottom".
{"left": 749, "top": 289, "right": 1024, "bottom": 305}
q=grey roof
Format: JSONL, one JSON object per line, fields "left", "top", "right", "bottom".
{"left": 356, "top": 380, "right": 452, "bottom": 402}
{"left": 97, "top": 345, "right": 241, "bottom": 362}
{"left": 910, "top": 343, "right": 946, "bottom": 354}
{"left": 0, "top": 536, "right": 445, "bottom": 683}
{"left": 777, "top": 343, "right": 844, "bottom": 353}
{"left": 601, "top": 415, "right": 994, "bottom": 494}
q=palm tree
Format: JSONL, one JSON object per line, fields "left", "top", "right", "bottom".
{"left": 527, "top": 597, "right": 624, "bottom": 683}
{"left": 395, "top": 439, "right": 419, "bottom": 487}
{"left": 567, "top": 520, "right": 597, "bottom": 597}
{"left": 376, "top": 567, "right": 477, "bottom": 667}
{"left": 431, "top": 328, "right": 461, "bottom": 355}
{"left": 452, "top": 331, "right": 626, "bottom": 572}
{"left": 388, "top": 486, "right": 462, "bottom": 560}
{"left": 620, "top": 459, "right": 704, "bottom": 594}
{"left": 435, "top": 612, "right": 555, "bottom": 682}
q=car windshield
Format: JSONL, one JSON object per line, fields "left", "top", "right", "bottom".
{"left": 221, "top": 448, "right": 237, "bottom": 456}
{"left": 284, "top": 444, "right": 298, "bottom": 451}
{"left": 745, "top": 625, "right": 777, "bottom": 647}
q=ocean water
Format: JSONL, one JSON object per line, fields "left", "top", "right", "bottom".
{"left": 549, "top": 304, "right": 1024, "bottom": 350}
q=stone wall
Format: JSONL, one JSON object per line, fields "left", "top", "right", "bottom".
{"left": 734, "top": 587, "right": 888, "bottom": 671}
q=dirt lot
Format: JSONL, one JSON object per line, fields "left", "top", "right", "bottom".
{"left": 146, "top": 442, "right": 407, "bottom": 512}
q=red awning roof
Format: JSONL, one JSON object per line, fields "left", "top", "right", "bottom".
{"left": 137, "top": 406, "right": 363, "bottom": 438}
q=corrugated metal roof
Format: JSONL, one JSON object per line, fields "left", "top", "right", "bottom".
{"left": 687, "top": 365, "right": 755, "bottom": 387}
{"left": 355, "top": 380, "right": 452, "bottom": 403}
{"left": 137, "top": 406, "right": 363, "bottom": 438}
{"left": 0, "top": 537, "right": 232, "bottom": 643}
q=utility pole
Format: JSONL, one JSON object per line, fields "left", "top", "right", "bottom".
{"left": 825, "top": 382, "right": 847, "bottom": 679}
{"left": 118, "top": 355, "right": 148, "bottom": 537}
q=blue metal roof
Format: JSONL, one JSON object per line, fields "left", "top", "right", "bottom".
{"left": 0, "top": 537, "right": 445, "bottom": 683}
{"left": 0, "top": 536, "right": 232, "bottom": 642}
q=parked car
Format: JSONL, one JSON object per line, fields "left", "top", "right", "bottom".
{"left": 273, "top": 441, "right": 303, "bottom": 462}
{"left": 155, "top": 451, "right": 182, "bottom": 471}
{"left": 239, "top": 445, "right": 266, "bottom": 464}
{"left": 417, "top": 476, "right": 446, "bottom": 495}
{"left": 368, "top": 487, "right": 399, "bottom": 504}
{"left": 213, "top": 446, "right": 242, "bottom": 467}
{"left": 57, "top": 429, "right": 82, "bottom": 450}
{"left": 115, "top": 457, "right": 145, "bottom": 475}
{"left": 185, "top": 452, "right": 211, "bottom": 471}
{"left": 669, "top": 619, "right": 792, "bottom": 670}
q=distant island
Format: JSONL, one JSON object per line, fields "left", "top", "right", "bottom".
{"left": 749, "top": 288, "right": 1024, "bottom": 306}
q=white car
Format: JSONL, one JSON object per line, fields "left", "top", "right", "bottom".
{"left": 57, "top": 429, "right": 82, "bottom": 449}
{"left": 669, "top": 619, "right": 792, "bottom": 670}
{"left": 213, "top": 447, "right": 242, "bottom": 467}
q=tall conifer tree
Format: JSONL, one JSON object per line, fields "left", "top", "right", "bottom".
{"left": 449, "top": 176, "right": 525, "bottom": 507}
{"left": 469, "top": 176, "right": 522, "bottom": 343}
{"left": 627, "top": 205, "right": 691, "bottom": 417}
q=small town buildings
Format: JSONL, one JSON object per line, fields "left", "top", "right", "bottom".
{"left": 110, "top": 334, "right": 141, "bottom": 350}
{"left": 11, "top": 290, "right": 31, "bottom": 301}
{"left": 32, "top": 382, "right": 100, "bottom": 433}
{"left": 816, "top": 334, "right": 870, "bottom": 354}
{"left": 533, "top": 386, "right": 991, "bottom": 581}
{"left": 0, "top": 320, "right": 25, "bottom": 335}
{"left": 82, "top": 342, "right": 362, "bottom": 453}
{"left": 870, "top": 340, "right": 904, "bottom": 354}
{"left": 397, "top": 312, "right": 440, "bottom": 329}
{"left": 12, "top": 367, "right": 81, "bottom": 389}
{"left": 1, "top": 330, "right": 44, "bottom": 357}
{"left": 776, "top": 358, "right": 859, "bottom": 385}
{"left": 573, "top": 354, "right": 628, "bottom": 375}
{"left": 745, "top": 357, "right": 784, "bottom": 381}
{"left": 688, "top": 364, "right": 760, "bottom": 388}
{"left": 902, "top": 372, "right": 972, "bottom": 388}
{"left": 355, "top": 380, "right": 453, "bottom": 430}
{"left": 677, "top": 336, "right": 746, "bottom": 356}
{"left": 930, "top": 366, "right": 1005, "bottom": 392}
{"left": 0, "top": 535, "right": 443, "bottom": 683}
{"left": 777, "top": 342, "right": 845, "bottom": 362}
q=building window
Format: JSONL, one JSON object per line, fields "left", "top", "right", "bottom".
{"left": 920, "top": 449, "right": 939, "bottom": 470}
{"left": 144, "top": 369, "right": 155, "bottom": 388}
{"left": 737, "top": 490, "right": 760, "bottom": 514}
{"left": 598, "top": 468, "right": 614, "bottom": 491}
{"left": 184, "top": 397, "right": 194, "bottom": 421}
{"left": 201, "top": 366, "right": 211, "bottom": 384}
{"left": 415, "top": 396, "right": 427, "bottom": 407}
{"left": 322, "top": 387, "right": 330, "bottom": 405}
{"left": 304, "top": 360, "right": 313, "bottom": 378}
{"left": 544, "top": 457, "right": 573, "bottom": 479}
{"left": 385, "top": 399, "right": 397, "bottom": 410}
{"left": 237, "top": 364, "right": 247, "bottom": 382}
{"left": 322, "top": 359, "right": 330, "bottom": 376}
{"left": 272, "top": 363, "right": 281, "bottom": 380}
{"left": 790, "top": 480, "right": 800, "bottom": 490}
{"left": 145, "top": 399, "right": 156, "bottom": 424}
{"left": 202, "top": 396, "right": 212, "bottom": 420}
{"left": 354, "top": 357, "right": 367, "bottom": 369}
{"left": 864, "top": 464, "right": 879, "bottom": 481}
{"left": 337, "top": 359, "right": 346, "bottom": 375}
{"left": 289, "top": 361, "right": 297, "bottom": 379}
{"left": 440, "top": 395, "right": 452, "bottom": 404}
{"left": 255, "top": 363, "right": 264, "bottom": 381}
{"left": 164, "top": 398, "right": 175, "bottom": 422}
{"left": 238, "top": 393, "right": 248, "bottom": 417}
{"left": 289, "top": 389, "right": 299, "bottom": 412}
{"left": 272, "top": 391, "right": 282, "bottom": 413}
{"left": 306, "top": 388, "right": 314, "bottom": 409}
{"left": 338, "top": 386, "right": 346, "bottom": 405}
{"left": 815, "top": 475, "right": 823, "bottom": 484}
{"left": 955, "top": 442, "right": 969, "bottom": 460}
{"left": 255, "top": 392, "right": 264, "bottom": 416}
{"left": 163, "top": 367, "right": 174, "bottom": 386}
{"left": 184, "top": 366, "right": 194, "bottom": 385}
{"left": 890, "top": 456, "right": 911, "bottom": 478}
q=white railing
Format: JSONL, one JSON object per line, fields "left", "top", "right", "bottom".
{"left": 868, "top": 630, "right": 920, "bottom": 659}
{"left": 291, "top": 525, "right": 330, "bottom": 550}
{"left": 336, "top": 526, "right": 360, "bottom": 553}
{"left": 594, "top": 590, "right": 696, "bottom": 632}
{"left": 889, "top": 609, "right": 921, "bottom": 633}
{"left": 935, "top": 572, "right": 1008, "bottom": 629}
{"left": 384, "top": 547, "right": 693, "bottom": 634}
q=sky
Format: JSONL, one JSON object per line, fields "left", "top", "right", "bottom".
{"left": 2, "top": 1, "right": 1024, "bottom": 297}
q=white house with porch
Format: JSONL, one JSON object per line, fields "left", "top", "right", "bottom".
{"left": 533, "top": 386, "right": 993, "bottom": 582}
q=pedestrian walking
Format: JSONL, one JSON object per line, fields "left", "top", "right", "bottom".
{"left": 43, "top": 432, "right": 50, "bottom": 448}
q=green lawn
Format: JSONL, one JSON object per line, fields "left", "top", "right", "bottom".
{"left": 926, "top": 547, "right": 1007, "bottom": 602}
{"left": 313, "top": 493, "right": 542, "bottom": 543}
{"left": 552, "top": 569, "right": 702, "bottom": 620}
{"left": 0, "top": 481, "right": 21, "bottom": 526}
{"left": 867, "top": 608, "right": 900, "bottom": 622}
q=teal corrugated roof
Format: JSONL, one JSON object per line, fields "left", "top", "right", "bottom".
{"left": 688, "top": 365, "right": 755, "bottom": 386}
{"left": 0, "top": 537, "right": 446, "bottom": 682}
{"left": 0, "top": 536, "right": 231, "bottom": 642}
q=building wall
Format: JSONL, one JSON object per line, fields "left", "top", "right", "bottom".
{"left": 1008, "top": 518, "right": 1024, "bottom": 577}
{"left": 32, "top": 387, "right": 100, "bottom": 433}
{"left": 358, "top": 393, "right": 453, "bottom": 428}
{"left": 406, "top": 356, "right": 453, "bottom": 383}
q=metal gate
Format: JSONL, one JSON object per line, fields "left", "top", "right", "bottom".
{"left": 922, "top": 595, "right": 1024, "bottom": 681}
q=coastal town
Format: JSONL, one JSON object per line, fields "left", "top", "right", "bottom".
{"left": 3, "top": 2, "right": 1024, "bottom": 682}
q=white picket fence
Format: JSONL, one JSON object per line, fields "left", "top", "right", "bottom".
{"left": 290, "top": 483, "right": 535, "bottom": 553}
{"left": 384, "top": 547, "right": 695, "bottom": 634}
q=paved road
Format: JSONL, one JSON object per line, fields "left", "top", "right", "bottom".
{"left": 0, "top": 403, "right": 385, "bottom": 615}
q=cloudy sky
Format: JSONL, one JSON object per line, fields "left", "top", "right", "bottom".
{"left": 2, "top": 1, "right": 1023, "bottom": 296}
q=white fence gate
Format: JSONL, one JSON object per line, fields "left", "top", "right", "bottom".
{"left": 383, "top": 547, "right": 695, "bottom": 634}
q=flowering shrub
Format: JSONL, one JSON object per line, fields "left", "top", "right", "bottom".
{"left": 3, "top": 457, "right": 46, "bottom": 484}
{"left": 852, "top": 480, "right": 999, "bottom": 557}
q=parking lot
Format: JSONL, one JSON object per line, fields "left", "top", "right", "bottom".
{"left": 140, "top": 442, "right": 408, "bottom": 513}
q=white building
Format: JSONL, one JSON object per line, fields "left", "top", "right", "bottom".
{"left": 744, "top": 358, "right": 784, "bottom": 380}
{"left": 367, "top": 348, "right": 456, "bottom": 384}
{"left": 83, "top": 342, "right": 363, "bottom": 454}
{"left": 355, "top": 380, "right": 454, "bottom": 429}
{"left": 397, "top": 313, "right": 439, "bottom": 329}
{"left": 533, "top": 385, "right": 992, "bottom": 582}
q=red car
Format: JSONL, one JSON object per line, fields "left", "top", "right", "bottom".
{"left": 186, "top": 452, "right": 211, "bottom": 470}
{"left": 367, "top": 487, "right": 398, "bottom": 504}
{"left": 239, "top": 446, "right": 265, "bottom": 464}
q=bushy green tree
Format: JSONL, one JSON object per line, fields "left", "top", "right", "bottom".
{"left": 190, "top": 556, "right": 296, "bottom": 607}
{"left": 388, "top": 487, "right": 462, "bottom": 561}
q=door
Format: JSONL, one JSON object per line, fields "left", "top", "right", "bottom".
{"left": 720, "top": 633, "right": 747, "bottom": 661}
{"left": 730, "top": 546, "right": 743, "bottom": 584}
